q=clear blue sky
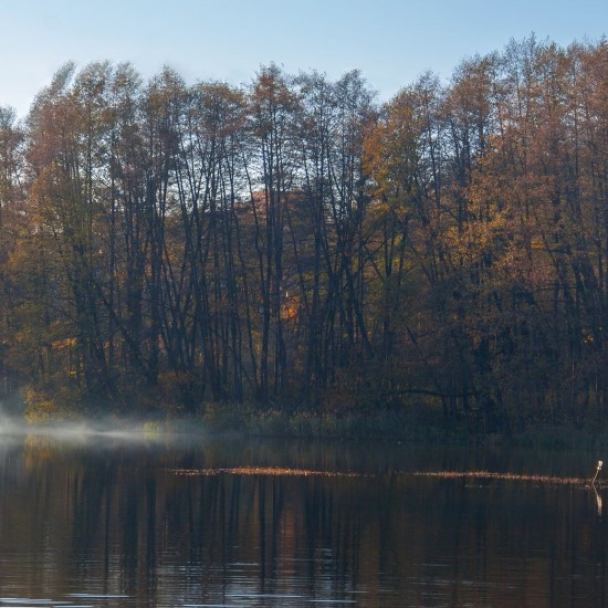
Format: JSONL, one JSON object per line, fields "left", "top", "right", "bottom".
{"left": 1, "top": 0, "right": 607, "bottom": 118}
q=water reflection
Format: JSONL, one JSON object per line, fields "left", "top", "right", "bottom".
{"left": 0, "top": 430, "right": 606, "bottom": 606}
{"left": 593, "top": 483, "right": 604, "bottom": 517}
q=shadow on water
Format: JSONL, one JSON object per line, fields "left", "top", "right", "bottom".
{"left": 0, "top": 405, "right": 608, "bottom": 606}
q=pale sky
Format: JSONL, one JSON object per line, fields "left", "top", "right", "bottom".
{"left": 1, "top": 0, "right": 607, "bottom": 118}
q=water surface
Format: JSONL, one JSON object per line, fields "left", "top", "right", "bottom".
{"left": 0, "top": 425, "right": 606, "bottom": 607}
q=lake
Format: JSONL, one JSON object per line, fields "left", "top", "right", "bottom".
{"left": 0, "top": 423, "right": 606, "bottom": 607}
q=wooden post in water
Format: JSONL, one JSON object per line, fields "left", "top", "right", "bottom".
{"left": 592, "top": 460, "right": 603, "bottom": 485}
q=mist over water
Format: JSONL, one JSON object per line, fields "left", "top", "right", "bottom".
{"left": 0, "top": 400, "right": 606, "bottom": 606}
{"left": 0, "top": 399, "right": 209, "bottom": 448}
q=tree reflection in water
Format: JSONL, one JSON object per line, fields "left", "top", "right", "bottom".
{"left": 0, "top": 434, "right": 606, "bottom": 607}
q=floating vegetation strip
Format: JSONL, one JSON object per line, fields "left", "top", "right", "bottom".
{"left": 167, "top": 466, "right": 363, "bottom": 478}
{"left": 410, "top": 470, "right": 596, "bottom": 486}
{"left": 166, "top": 467, "right": 605, "bottom": 486}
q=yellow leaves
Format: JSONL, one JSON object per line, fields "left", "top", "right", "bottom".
{"left": 23, "top": 387, "right": 58, "bottom": 425}
{"left": 362, "top": 96, "right": 423, "bottom": 243}
{"left": 281, "top": 292, "right": 300, "bottom": 322}
{"left": 51, "top": 337, "right": 77, "bottom": 351}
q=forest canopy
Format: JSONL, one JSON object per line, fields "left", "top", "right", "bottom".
{"left": 1, "top": 36, "right": 608, "bottom": 431}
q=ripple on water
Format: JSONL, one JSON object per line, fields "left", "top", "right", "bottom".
{"left": 0, "top": 600, "right": 93, "bottom": 608}
{"left": 68, "top": 594, "right": 129, "bottom": 599}
{"left": 0, "top": 600, "right": 70, "bottom": 605}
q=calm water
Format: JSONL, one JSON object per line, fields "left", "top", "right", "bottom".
{"left": 0, "top": 425, "right": 607, "bottom": 607}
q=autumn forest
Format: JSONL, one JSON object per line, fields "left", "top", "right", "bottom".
{"left": 1, "top": 36, "right": 608, "bottom": 432}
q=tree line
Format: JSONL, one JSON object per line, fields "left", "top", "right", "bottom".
{"left": 1, "top": 36, "right": 608, "bottom": 430}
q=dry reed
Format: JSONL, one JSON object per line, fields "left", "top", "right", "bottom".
{"left": 410, "top": 470, "right": 595, "bottom": 486}
{"left": 166, "top": 467, "right": 605, "bottom": 486}
{"left": 166, "top": 466, "right": 362, "bottom": 478}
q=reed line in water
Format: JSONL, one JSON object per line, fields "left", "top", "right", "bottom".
{"left": 410, "top": 471, "right": 593, "bottom": 485}
{"left": 166, "top": 467, "right": 604, "bottom": 486}
{"left": 166, "top": 467, "right": 362, "bottom": 477}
